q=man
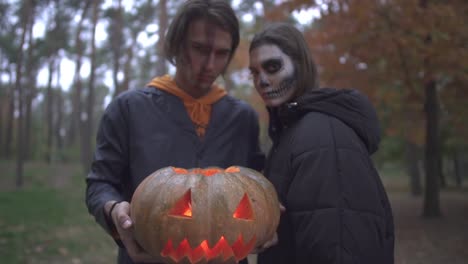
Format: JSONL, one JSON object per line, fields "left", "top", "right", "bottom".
{"left": 85, "top": 1, "right": 264, "bottom": 263}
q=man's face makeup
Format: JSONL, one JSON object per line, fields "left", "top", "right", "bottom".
{"left": 249, "top": 44, "right": 297, "bottom": 107}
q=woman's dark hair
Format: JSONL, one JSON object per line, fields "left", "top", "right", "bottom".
{"left": 249, "top": 22, "right": 319, "bottom": 96}
{"left": 164, "top": 0, "right": 240, "bottom": 66}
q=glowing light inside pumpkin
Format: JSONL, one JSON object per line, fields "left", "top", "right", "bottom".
{"left": 169, "top": 190, "right": 192, "bottom": 218}
{"left": 202, "top": 168, "right": 220, "bottom": 176}
{"left": 161, "top": 235, "right": 256, "bottom": 263}
{"left": 183, "top": 206, "right": 192, "bottom": 217}
{"left": 162, "top": 166, "right": 259, "bottom": 263}
{"left": 189, "top": 168, "right": 222, "bottom": 177}
{"left": 233, "top": 193, "right": 254, "bottom": 220}
{"left": 225, "top": 166, "right": 240, "bottom": 173}
{"left": 173, "top": 168, "right": 188, "bottom": 174}
{"left": 172, "top": 166, "right": 242, "bottom": 176}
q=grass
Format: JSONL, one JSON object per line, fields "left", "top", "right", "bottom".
{"left": 0, "top": 160, "right": 466, "bottom": 264}
{"left": 0, "top": 160, "right": 116, "bottom": 264}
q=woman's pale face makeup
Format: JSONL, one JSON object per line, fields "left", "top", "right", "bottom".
{"left": 249, "top": 44, "right": 297, "bottom": 107}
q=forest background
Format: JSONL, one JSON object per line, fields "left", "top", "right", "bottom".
{"left": 0, "top": 0, "right": 467, "bottom": 263}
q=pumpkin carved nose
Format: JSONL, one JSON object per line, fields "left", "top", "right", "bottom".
{"left": 233, "top": 193, "right": 253, "bottom": 220}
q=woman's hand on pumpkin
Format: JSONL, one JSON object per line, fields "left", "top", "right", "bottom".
{"left": 251, "top": 232, "right": 278, "bottom": 254}
{"left": 251, "top": 203, "right": 285, "bottom": 254}
{"left": 279, "top": 203, "right": 286, "bottom": 213}
{"left": 110, "top": 201, "right": 166, "bottom": 263}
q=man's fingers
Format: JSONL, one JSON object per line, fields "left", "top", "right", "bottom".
{"left": 115, "top": 202, "right": 133, "bottom": 229}
{"left": 119, "top": 217, "right": 132, "bottom": 229}
{"left": 125, "top": 239, "right": 151, "bottom": 261}
{"left": 113, "top": 202, "right": 164, "bottom": 263}
{"left": 118, "top": 229, "right": 150, "bottom": 262}
{"left": 124, "top": 237, "right": 165, "bottom": 263}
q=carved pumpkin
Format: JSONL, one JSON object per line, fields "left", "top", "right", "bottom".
{"left": 130, "top": 166, "right": 280, "bottom": 264}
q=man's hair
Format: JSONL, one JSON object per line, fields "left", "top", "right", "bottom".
{"left": 249, "top": 22, "right": 319, "bottom": 96}
{"left": 164, "top": 0, "right": 240, "bottom": 66}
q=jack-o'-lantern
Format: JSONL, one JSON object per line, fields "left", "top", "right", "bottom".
{"left": 130, "top": 166, "right": 280, "bottom": 264}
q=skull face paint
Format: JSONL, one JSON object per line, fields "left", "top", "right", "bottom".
{"left": 249, "top": 44, "right": 297, "bottom": 107}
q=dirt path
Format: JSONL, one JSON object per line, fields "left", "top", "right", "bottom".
{"left": 391, "top": 190, "right": 468, "bottom": 264}
{"left": 249, "top": 190, "right": 468, "bottom": 264}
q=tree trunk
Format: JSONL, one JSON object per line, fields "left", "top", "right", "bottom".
{"left": 111, "top": 0, "right": 123, "bottom": 98}
{"left": 122, "top": 41, "right": 134, "bottom": 92}
{"left": 55, "top": 59, "right": 64, "bottom": 155}
{"left": 24, "top": 12, "right": 36, "bottom": 161}
{"left": 82, "top": 0, "right": 99, "bottom": 171}
{"left": 46, "top": 57, "right": 55, "bottom": 163}
{"left": 122, "top": 25, "right": 140, "bottom": 92}
{"left": 4, "top": 69, "right": 14, "bottom": 158}
{"left": 438, "top": 153, "right": 446, "bottom": 188}
{"left": 382, "top": 5, "right": 425, "bottom": 197}
{"left": 420, "top": 0, "right": 442, "bottom": 218}
{"left": 453, "top": 150, "right": 462, "bottom": 187}
{"left": 15, "top": 0, "right": 33, "bottom": 188}
{"left": 423, "top": 80, "right": 441, "bottom": 217}
{"left": 24, "top": 78, "right": 33, "bottom": 161}
{"left": 0, "top": 91, "right": 3, "bottom": 158}
{"left": 68, "top": 1, "right": 91, "bottom": 147}
{"left": 155, "top": 0, "right": 168, "bottom": 76}
{"left": 405, "top": 140, "right": 422, "bottom": 196}
{"left": 0, "top": 53, "right": 3, "bottom": 157}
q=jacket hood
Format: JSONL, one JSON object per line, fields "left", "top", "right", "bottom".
{"left": 275, "top": 88, "right": 381, "bottom": 154}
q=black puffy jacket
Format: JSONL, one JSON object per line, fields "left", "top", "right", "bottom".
{"left": 258, "top": 88, "right": 394, "bottom": 264}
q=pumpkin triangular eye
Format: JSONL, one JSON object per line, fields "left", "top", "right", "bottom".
{"left": 169, "top": 190, "right": 192, "bottom": 218}
{"left": 233, "top": 193, "right": 253, "bottom": 220}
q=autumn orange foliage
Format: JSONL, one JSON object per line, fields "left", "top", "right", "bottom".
{"left": 262, "top": 0, "right": 467, "bottom": 145}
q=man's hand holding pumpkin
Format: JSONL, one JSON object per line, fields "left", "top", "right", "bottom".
{"left": 106, "top": 201, "right": 165, "bottom": 263}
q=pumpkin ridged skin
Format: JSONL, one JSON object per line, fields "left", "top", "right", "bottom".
{"left": 130, "top": 166, "right": 280, "bottom": 264}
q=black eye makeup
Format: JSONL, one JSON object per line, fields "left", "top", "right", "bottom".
{"left": 262, "top": 58, "right": 283, "bottom": 74}
{"left": 248, "top": 68, "right": 259, "bottom": 78}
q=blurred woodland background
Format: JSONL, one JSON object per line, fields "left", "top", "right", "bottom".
{"left": 0, "top": 0, "right": 467, "bottom": 263}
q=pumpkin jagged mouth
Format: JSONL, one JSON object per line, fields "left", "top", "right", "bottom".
{"left": 161, "top": 235, "right": 256, "bottom": 263}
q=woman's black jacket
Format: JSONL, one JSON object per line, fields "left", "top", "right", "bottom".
{"left": 258, "top": 88, "right": 394, "bottom": 264}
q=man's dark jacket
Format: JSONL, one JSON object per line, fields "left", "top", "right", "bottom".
{"left": 258, "top": 88, "right": 394, "bottom": 264}
{"left": 86, "top": 87, "right": 264, "bottom": 264}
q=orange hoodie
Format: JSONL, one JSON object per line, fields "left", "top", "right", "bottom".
{"left": 147, "top": 75, "right": 227, "bottom": 138}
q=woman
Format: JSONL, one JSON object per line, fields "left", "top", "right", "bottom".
{"left": 249, "top": 22, "right": 394, "bottom": 264}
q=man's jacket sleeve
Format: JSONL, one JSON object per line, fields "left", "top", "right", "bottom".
{"left": 85, "top": 98, "right": 129, "bottom": 235}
